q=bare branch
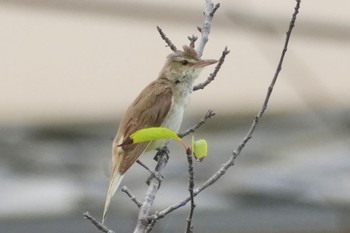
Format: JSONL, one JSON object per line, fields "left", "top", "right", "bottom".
{"left": 83, "top": 211, "right": 115, "bottom": 233}
{"left": 152, "top": 0, "right": 301, "bottom": 220}
{"left": 185, "top": 150, "right": 195, "bottom": 233}
{"left": 196, "top": 0, "right": 220, "bottom": 57}
{"left": 193, "top": 47, "right": 230, "bottom": 91}
{"left": 156, "top": 26, "right": 177, "bottom": 52}
{"left": 136, "top": 160, "right": 153, "bottom": 174}
{"left": 133, "top": 147, "right": 170, "bottom": 233}
{"left": 178, "top": 109, "right": 215, "bottom": 138}
{"left": 232, "top": 0, "right": 302, "bottom": 157}
{"left": 122, "top": 186, "right": 143, "bottom": 208}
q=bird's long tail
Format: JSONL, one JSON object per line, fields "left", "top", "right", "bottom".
{"left": 102, "top": 170, "right": 124, "bottom": 224}
{"left": 102, "top": 143, "right": 125, "bottom": 224}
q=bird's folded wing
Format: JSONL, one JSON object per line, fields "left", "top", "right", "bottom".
{"left": 115, "top": 81, "right": 173, "bottom": 174}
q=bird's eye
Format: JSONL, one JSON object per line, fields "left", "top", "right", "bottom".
{"left": 181, "top": 60, "right": 189, "bottom": 66}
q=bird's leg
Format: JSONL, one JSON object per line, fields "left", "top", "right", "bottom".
{"left": 153, "top": 146, "right": 170, "bottom": 162}
{"left": 146, "top": 171, "right": 164, "bottom": 187}
{"left": 146, "top": 146, "right": 170, "bottom": 187}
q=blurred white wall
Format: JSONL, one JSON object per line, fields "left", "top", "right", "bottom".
{"left": 1, "top": 0, "right": 349, "bottom": 125}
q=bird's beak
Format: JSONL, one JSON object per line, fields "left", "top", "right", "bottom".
{"left": 193, "top": 59, "right": 218, "bottom": 68}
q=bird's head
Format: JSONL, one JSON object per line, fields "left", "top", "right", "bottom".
{"left": 160, "top": 45, "right": 217, "bottom": 84}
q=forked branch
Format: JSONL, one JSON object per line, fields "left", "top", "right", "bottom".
{"left": 150, "top": 0, "right": 301, "bottom": 220}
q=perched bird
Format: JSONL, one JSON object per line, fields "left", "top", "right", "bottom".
{"left": 103, "top": 45, "right": 217, "bottom": 223}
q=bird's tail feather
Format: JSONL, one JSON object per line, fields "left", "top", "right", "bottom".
{"left": 102, "top": 169, "right": 124, "bottom": 224}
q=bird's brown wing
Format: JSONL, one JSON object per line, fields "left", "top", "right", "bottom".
{"left": 114, "top": 80, "right": 173, "bottom": 174}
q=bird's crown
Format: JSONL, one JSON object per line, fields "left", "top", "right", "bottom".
{"left": 167, "top": 45, "right": 200, "bottom": 66}
{"left": 159, "top": 45, "right": 217, "bottom": 84}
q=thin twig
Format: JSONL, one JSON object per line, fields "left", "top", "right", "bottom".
{"left": 83, "top": 211, "right": 115, "bottom": 233}
{"left": 233, "top": 0, "right": 301, "bottom": 161}
{"left": 193, "top": 47, "right": 230, "bottom": 91}
{"left": 196, "top": 0, "right": 220, "bottom": 57}
{"left": 122, "top": 186, "right": 143, "bottom": 208}
{"left": 185, "top": 149, "right": 195, "bottom": 233}
{"left": 151, "top": 0, "right": 301, "bottom": 220}
{"left": 157, "top": 26, "right": 177, "bottom": 52}
{"left": 178, "top": 109, "right": 216, "bottom": 138}
{"left": 136, "top": 160, "right": 153, "bottom": 174}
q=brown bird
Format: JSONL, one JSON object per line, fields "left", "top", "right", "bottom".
{"left": 102, "top": 45, "right": 217, "bottom": 223}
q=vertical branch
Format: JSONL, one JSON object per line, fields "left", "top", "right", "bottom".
{"left": 133, "top": 147, "right": 170, "bottom": 233}
{"left": 185, "top": 149, "right": 196, "bottom": 233}
{"left": 196, "top": 0, "right": 220, "bottom": 57}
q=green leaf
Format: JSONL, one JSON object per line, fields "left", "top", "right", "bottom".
{"left": 130, "top": 127, "right": 180, "bottom": 144}
{"left": 192, "top": 136, "right": 208, "bottom": 161}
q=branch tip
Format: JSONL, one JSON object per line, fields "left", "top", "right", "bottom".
{"left": 188, "top": 35, "right": 198, "bottom": 48}
{"left": 193, "top": 46, "right": 229, "bottom": 91}
{"left": 83, "top": 211, "right": 115, "bottom": 233}
{"left": 210, "top": 3, "right": 221, "bottom": 17}
{"left": 156, "top": 26, "right": 177, "bottom": 52}
{"left": 178, "top": 109, "right": 216, "bottom": 138}
{"left": 122, "top": 186, "right": 143, "bottom": 208}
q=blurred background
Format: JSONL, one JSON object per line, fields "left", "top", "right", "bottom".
{"left": 1, "top": 0, "right": 350, "bottom": 232}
